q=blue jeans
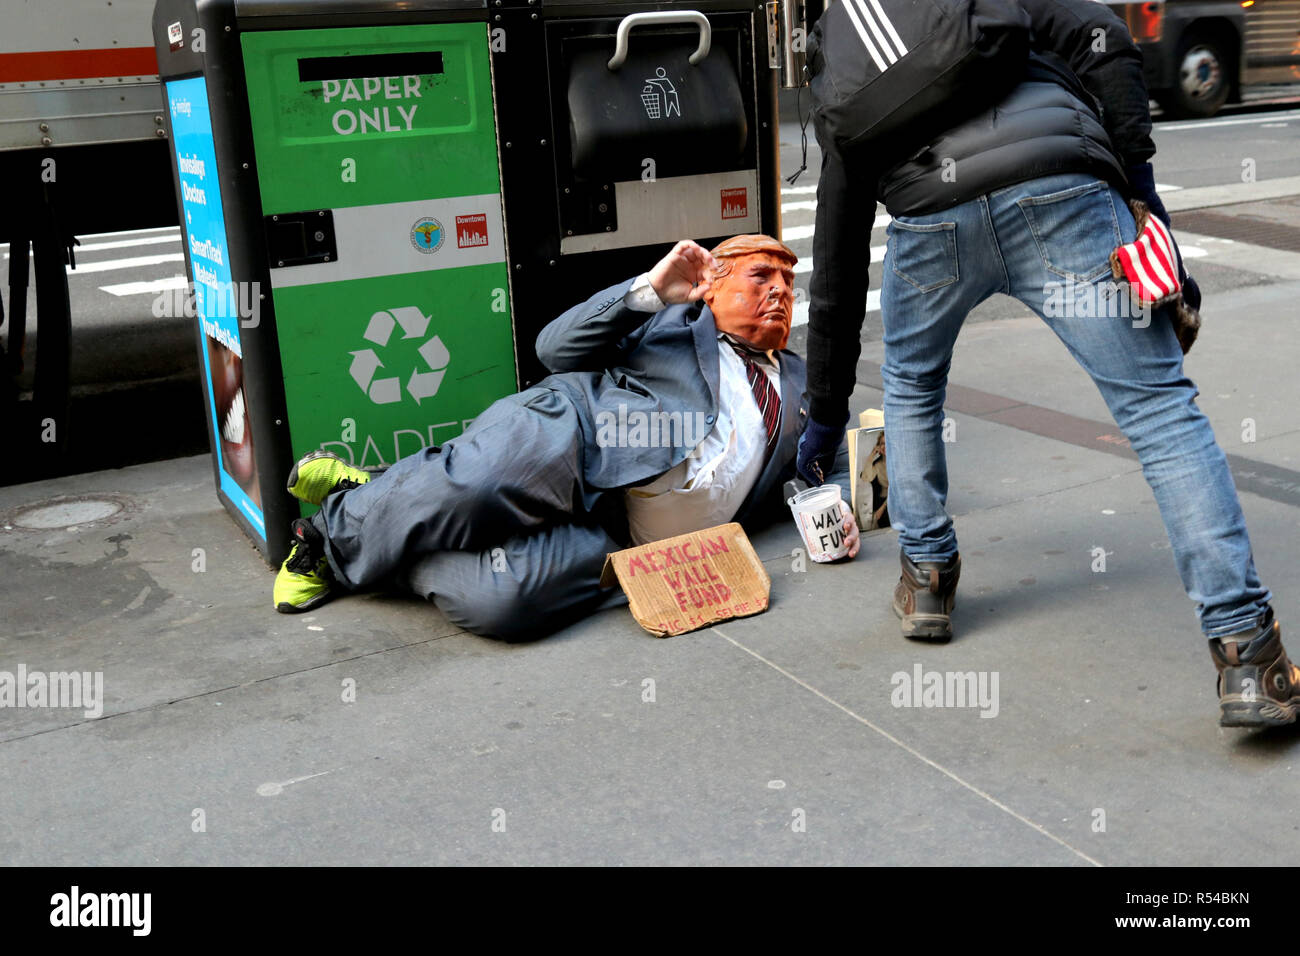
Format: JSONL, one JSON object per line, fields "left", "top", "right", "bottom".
{"left": 880, "top": 173, "right": 1271, "bottom": 637}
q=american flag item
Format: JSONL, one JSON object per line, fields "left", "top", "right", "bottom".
{"left": 1110, "top": 205, "right": 1183, "bottom": 306}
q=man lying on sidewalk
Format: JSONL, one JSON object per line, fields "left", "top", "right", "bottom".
{"left": 272, "top": 234, "right": 859, "bottom": 639}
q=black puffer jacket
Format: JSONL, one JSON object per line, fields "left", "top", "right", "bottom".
{"left": 870, "top": 0, "right": 1156, "bottom": 215}
{"left": 804, "top": 0, "right": 1160, "bottom": 424}
{"left": 878, "top": 52, "right": 1126, "bottom": 216}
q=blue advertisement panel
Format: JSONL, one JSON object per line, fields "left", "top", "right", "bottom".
{"left": 166, "top": 75, "right": 265, "bottom": 541}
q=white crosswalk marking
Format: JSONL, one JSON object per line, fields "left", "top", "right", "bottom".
{"left": 0, "top": 226, "right": 180, "bottom": 254}
{"left": 66, "top": 253, "right": 186, "bottom": 275}
{"left": 0, "top": 226, "right": 190, "bottom": 297}
{"left": 73, "top": 235, "right": 181, "bottom": 254}
{"left": 782, "top": 193, "right": 888, "bottom": 318}
{"left": 1156, "top": 108, "right": 1300, "bottom": 131}
{"left": 780, "top": 212, "right": 894, "bottom": 239}
{"left": 3, "top": 234, "right": 180, "bottom": 259}
{"left": 99, "top": 275, "right": 189, "bottom": 297}
{"left": 793, "top": 247, "right": 886, "bottom": 273}
{"left": 792, "top": 289, "right": 883, "bottom": 327}
{"left": 782, "top": 212, "right": 891, "bottom": 242}
{"left": 77, "top": 226, "right": 180, "bottom": 241}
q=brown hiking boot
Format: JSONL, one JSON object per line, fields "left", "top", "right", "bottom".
{"left": 1210, "top": 608, "right": 1300, "bottom": 728}
{"left": 892, "top": 551, "right": 961, "bottom": 642}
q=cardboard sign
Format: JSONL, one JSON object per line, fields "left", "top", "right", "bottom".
{"left": 600, "top": 523, "right": 771, "bottom": 637}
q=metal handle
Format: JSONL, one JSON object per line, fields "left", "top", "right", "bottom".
{"left": 606, "top": 11, "right": 712, "bottom": 70}
{"left": 779, "top": 0, "right": 807, "bottom": 88}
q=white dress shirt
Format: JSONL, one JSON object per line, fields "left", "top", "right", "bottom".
{"left": 620, "top": 274, "right": 781, "bottom": 545}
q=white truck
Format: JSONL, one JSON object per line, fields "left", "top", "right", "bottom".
{"left": 0, "top": 0, "right": 165, "bottom": 149}
{"left": 0, "top": 0, "right": 173, "bottom": 425}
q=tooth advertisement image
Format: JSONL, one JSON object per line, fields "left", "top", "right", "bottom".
{"left": 167, "top": 75, "right": 265, "bottom": 539}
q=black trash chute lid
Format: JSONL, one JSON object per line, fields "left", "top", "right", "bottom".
{"left": 567, "top": 34, "right": 748, "bottom": 182}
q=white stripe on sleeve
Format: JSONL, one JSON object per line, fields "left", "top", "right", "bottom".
{"left": 867, "top": 0, "right": 909, "bottom": 57}
{"left": 840, "top": 0, "right": 890, "bottom": 72}
{"left": 851, "top": 0, "right": 899, "bottom": 65}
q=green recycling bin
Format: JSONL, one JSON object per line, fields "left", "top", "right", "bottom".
{"left": 241, "top": 24, "right": 516, "bottom": 468}
{"left": 153, "top": 1, "right": 518, "bottom": 563}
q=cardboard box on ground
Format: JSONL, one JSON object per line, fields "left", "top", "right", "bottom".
{"left": 848, "top": 408, "right": 890, "bottom": 533}
{"left": 600, "top": 523, "right": 771, "bottom": 637}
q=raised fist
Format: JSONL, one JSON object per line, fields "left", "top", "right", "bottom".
{"left": 648, "top": 240, "right": 718, "bottom": 305}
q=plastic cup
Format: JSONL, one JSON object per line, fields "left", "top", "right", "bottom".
{"left": 787, "top": 483, "right": 850, "bottom": 562}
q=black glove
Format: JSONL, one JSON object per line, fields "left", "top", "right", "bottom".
{"left": 1129, "top": 161, "right": 1197, "bottom": 291}
{"left": 797, "top": 416, "right": 844, "bottom": 485}
{"left": 1126, "top": 162, "right": 1172, "bottom": 230}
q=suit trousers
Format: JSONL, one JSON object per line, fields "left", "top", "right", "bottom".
{"left": 404, "top": 522, "right": 629, "bottom": 641}
{"left": 311, "top": 385, "right": 628, "bottom": 639}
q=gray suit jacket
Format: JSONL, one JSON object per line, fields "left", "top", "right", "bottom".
{"left": 535, "top": 278, "right": 850, "bottom": 528}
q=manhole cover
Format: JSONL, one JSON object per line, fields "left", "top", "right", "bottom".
{"left": 7, "top": 496, "right": 124, "bottom": 530}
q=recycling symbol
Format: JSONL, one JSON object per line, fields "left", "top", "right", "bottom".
{"left": 349, "top": 307, "right": 450, "bottom": 405}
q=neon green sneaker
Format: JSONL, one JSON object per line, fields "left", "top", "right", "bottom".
{"left": 273, "top": 519, "right": 336, "bottom": 613}
{"left": 286, "top": 450, "right": 371, "bottom": 506}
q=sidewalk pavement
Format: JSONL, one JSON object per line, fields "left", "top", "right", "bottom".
{"left": 2, "top": 280, "right": 1299, "bottom": 866}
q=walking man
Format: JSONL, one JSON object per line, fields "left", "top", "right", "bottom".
{"left": 796, "top": 0, "right": 1297, "bottom": 727}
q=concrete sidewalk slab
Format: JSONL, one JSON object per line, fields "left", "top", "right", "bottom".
{"left": 1, "top": 604, "right": 1096, "bottom": 866}
{"left": 744, "top": 472, "right": 1300, "bottom": 867}
{"left": 3, "top": 438, "right": 1296, "bottom": 864}
{"left": 0, "top": 456, "right": 464, "bottom": 738}
{"left": 1163, "top": 175, "right": 1300, "bottom": 213}
{"left": 3, "top": 281, "right": 1299, "bottom": 865}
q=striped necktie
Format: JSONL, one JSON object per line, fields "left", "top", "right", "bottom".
{"left": 730, "top": 343, "right": 781, "bottom": 454}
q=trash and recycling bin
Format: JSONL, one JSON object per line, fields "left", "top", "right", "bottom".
{"left": 152, "top": 0, "right": 796, "bottom": 564}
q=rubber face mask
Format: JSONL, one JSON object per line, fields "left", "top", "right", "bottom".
{"left": 706, "top": 252, "right": 795, "bottom": 351}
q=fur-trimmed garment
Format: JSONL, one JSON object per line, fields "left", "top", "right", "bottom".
{"left": 1110, "top": 199, "right": 1202, "bottom": 354}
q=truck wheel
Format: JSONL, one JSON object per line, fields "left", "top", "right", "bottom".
{"left": 1162, "top": 31, "right": 1232, "bottom": 118}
